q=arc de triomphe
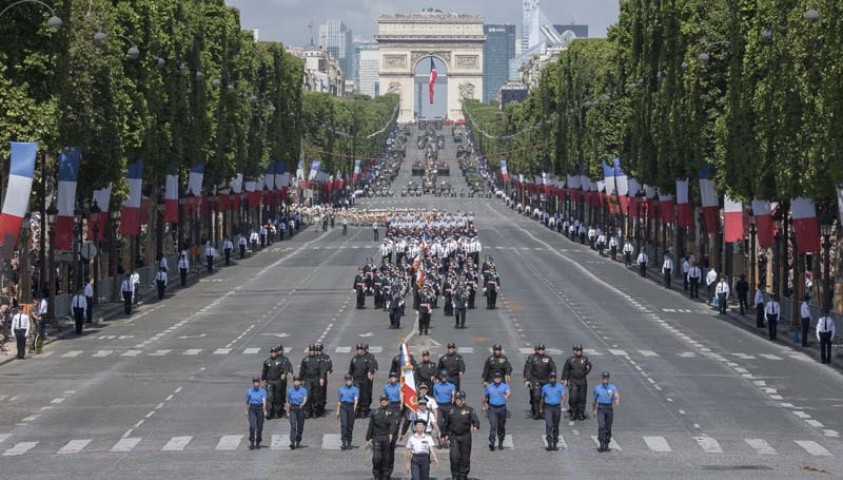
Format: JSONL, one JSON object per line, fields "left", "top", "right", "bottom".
{"left": 377, "top": 12, "right": 485, "bottom": 123}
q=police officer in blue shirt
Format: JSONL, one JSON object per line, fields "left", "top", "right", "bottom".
{"left": 592, "top": 371, "right": 621, "bottom": 452}
{"left": 433, "top": 371, "right": 456, "bottom": 427}
{"left": 384, "top": 372, "right": 403, "bottom": 445}
{"left": 337, "top": 374, "right": 360, "bottom": 450}
{"left": 286, "top": 376, "right": 309, "bottom": 449}
{"left": 540, "top": 372, "right": 567, "bottom": 451}
{"left": 482, "top": 371, "right": 511, "bottom": 451}
{"left": 245, "top": 377, "right": 267, "bottom": 450}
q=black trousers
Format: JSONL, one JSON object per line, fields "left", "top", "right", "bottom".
{"left": 690, "top": 279, "right": 700, "bottom": 298}
{"left": 449, "top": 434, "right": 472, "bottom": 480}
{"left": 801, "top": 318, "right": 811, "bottom": 347}
{"left": 304, "top": 379, "right": 321, "bottom": 417}
{"left": 683, "top": 273, "right": 688, "bottom": 291}
{"left": 454, "top": 307, "right": 466, "bottom": 328}
{"left": 487, "top": 404, "right": 506, "bottom": 444}
{"left": 371, "top": 437, "right": 394, "bottom": 480}
{"left": 85, "top": 297, "right": 93, "bottom": 323}
{"left": 486, "top": 289, "right": 497, "bottom": 309}
{"left": 597, "top": 406, "right": 614, "bottom": 446}
{"left": 544, "top": 404, "right": 561, "bottom": 444}
{"left": 766, "top": 315, "right": 778, "bottom": 340}
{"left": 353, "top": 379, "right": 372, "bottom": 413}
{"left": 206, "top": 255, "right": 214, "bottom": 273}
{"left": 156, "top": 280, "right": 166, "bottom": 300}
{"left": 179, "top": 268, "right": 187, "bottom": 286}
{"left": 239, "top": 245, "right": 246, "bottom": 258}
{"left": 529, "top": 382, "right": 546, "bottom": 418}
{"left": 73, "top": 307, "right": 85, "bottom": 335}
{"left": 624, "top": 252, "right": 632, "bottom": 266}
{"left": 356, "top": 290, "right": 365, "bottom": 308}
{"left": 718, "top": 293, "right": 727, "bottom": 314}
{"left": 373, "top": 229, "right": 379, "bottom": 241}
{"left": 224, "top": 249, "right": 231, "bottom": 265}
{"left": 663, "top": 269, "right": 672, "bottom": 288}
{"left": 419, "top": 312, "right": 430, "bottom": 334}
{"left": 14, "top": 329, "right": 26, "bottom": 359}
{"left": 756, "top": 304, "right": 765, "bottom": 327}
{"left": 411, "top": 453, "right": 431, "bottom": 480}
{"left": 443, "top": 295, "right": 453, "bottom": 316}
{"left": 340, "top": 403, "right": 356, "bottom": 443}
{"left": 289, "top": 406, "right": 304, "bottom": 443}
{"left": 248, "top": 405, "right": 264, "bottom": 446}
{"left": 639, "top": 263, "right": 647, "bottom": 277}
{"left": 122, "top": 291, "right": 133, "bottom": 315}
{"left": 819, "top": 331, "right": 832, "bottom": 363}
{"left": 388, "top": 403, "right": 402, "bottom": 445}
{"left": 739, "top": 294, "right": 748, "bottom": 314}
{"left": 568, "top": 378, "right": 587, "bottom": 417}
{"left": 390, "top": 308, "right": 402, "bottom": 328}
{"left": 610, "top": 246, "right": 617, "bottom": 261}
{"left": 266, "top": 379, "right": 286, "bottom": 417}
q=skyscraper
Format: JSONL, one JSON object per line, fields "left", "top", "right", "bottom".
{"left": 484, "top": 24, "right": 516, "bottom": 104}
{"left": 521, "top": 0, "right": 539, "bottom": 53}
{"left": 319, "top": 20, "right": 353, "bottom": 81}
{"left": 355, "top": 39, "right": 380, "bottom": 97}
{"left": 554, "top": 24, "right": 589, "bottom": 39}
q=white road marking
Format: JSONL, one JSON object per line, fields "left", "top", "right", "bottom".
{"left": 609, "top": 349, "right": 628, "bottom": 356}
{"left": 758, "top": 354, "right": 782, "bottom": 360}
{"left": 183, "top": 349, "right": 202, "bottom": 355}
{"left": 793, "top": 411, "right": 811, "bottom": 419}
{"left": 643, "top": 436, "right": 672, "bottom": 452}
{"left": 794, "top": 440, "right": 831, "bottom": 456}
{"left": 50, "top": 398, "right": 64, "bottom": 404}
{"left": 111, "top": 437, "right": 141, "bottom": 452}
{"left": 678, "top": 352, "right": 697, "bottom": 358}
{"left": 58, "top": 439, "right": 91, "bottom": 454}
{"left": 502, "top": 435, "right": 514, "bottom": 449}
{"left": 694, "top": 436, "right": 723, "bottom": 453}
{"left": 3, "top": 441, "right": 38, "bottom": 456}
{"left": 161, "top": 436, "right": 192, "bottom": 451}
{"left": 61, "top": 350, "right": 83, "bottom": 358}
{"left": 21, "top": 415, "right": 39, "bottom": 422}
{"left": 368, "top": 346, "right": 383, "bottom": 354}
{"left": 243, "top": 348, "right": 261, "bottom": 354}
{"left": 583, "top": 348, "right": 603, "bottom": 356}
{"left": 806, "top": 420, "right": 825, "bottom": 428}
{"left": 745, "top": 438, "right": 776, "bottom": 455}
{"left": 335, "top": 347, "right": 351, "bottom": 354}
{"left": 149, "top": 350, "right": 171, "bottom": 356}
{"left": 0, "top": 434, "right": 10, "bottom": 444}
{"left": 92, "top": 350, "right": 114, "bottom": 358}
{"left": 824, "top": 430, "right": 839, "bottom": 438}
{"left": 271, "top": 435, "right": 286, "bottom": 450}
{"left": 322, "top": 433, "right": 342, "bottom": 450}
{"left": 590, "top": 436, "right": 621, "bottom": 451}
{"left": 732, "top": 353, "right": 756, "bottom": 360}
{"left": 638, "top": 350, "right": 659, "bottom": 357}
{"left": 216, "top": 435, "right": 243, "bottom": 450}
{"left": 122, "top": 350, "right": 142, "bottom": 357}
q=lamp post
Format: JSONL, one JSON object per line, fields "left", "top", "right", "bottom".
{"left": 109, "top": 207, "right": 121, "bottom": 303}
{"left": 89, "top": 200, "right": 101, "bottom": 307}
{"left": 185, "top": 189, "right": 196, "bottom": 250}
{"left": 0, "top": 0, "right": 62, "bottom": 29}
{"left": 820, "top": 222, "right": 833, "bottom": 312}
{"left": 748, "top": 218, "right": 757, "bottom": 293}
{"left": 74, "top": 204, "right": 84, "bottom": 291}
{"left": 156, "top": 193, "right": 165, "bottom": 262}
{"left": 177, "top": 188, "right": 186, "bottom": 252}
{"left": 45, "top": 201, "right": 57, "bottom": 321}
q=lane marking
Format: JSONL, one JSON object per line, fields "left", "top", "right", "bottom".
{"left": 216, "top": 435, "right": 243, "bottom": 451}
{"left": 590, "top": 436, "right": 621, "bottom": 451}
{"left": 794, "top": 440, "right": 831, "bottom": 456}
{"left": 111, "top": 437, "right": 142, "bottom": 453}
{"left": 3, "top": 441, "right": 38, "bottom": 456}
{"left": 745, "top": 438, "right": 776, "bottom": 455}
{"left": 694, "top": 436, "right": 723, "bottom": 454}
{"left": 643, "top": 436, "right": 672, "bottom": 452}
{"left": 58, "top": 439, "right": 92, "bottom": 454}
{"left": 161, "top": 436, "right": 192, "bottom": 451}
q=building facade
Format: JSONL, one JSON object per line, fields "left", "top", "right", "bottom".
{"left": 357, "top": 47, "right": 381, "bottom": 97}
{"left": 319, "top": 20, "right": 353, "bottom": 81}
{"left": 483, "top": 24, "right": 516, "bottom": 104}
{"left": 289, "top": 45, "right": 345, "bottom": 97}
{"left": 554, "top": 24, "right": 589, "bottom": 38}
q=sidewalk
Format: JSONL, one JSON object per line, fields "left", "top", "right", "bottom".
{"left": 539, "top": 220, "right": 842, "bottom": 369}
{"left": 0, "top": 228, "right": 311, "bottom": 367}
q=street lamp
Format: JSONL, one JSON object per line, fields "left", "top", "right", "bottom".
{"left": 109, "top": 207, "right": 122, "bottom": 302}
{"left": 45, "top": 201, "right": 58, "bottom": 321}
{"left": 89, "top": 200, "right": 101, "bottom": 309}
{"left": 74, "top": 205, "right": 84, "bottom": 290}
{"left": 156, "top": 193, "right": 166, "bottom": 262}
{"left": 820, "top": 220, "right": 834, "bottom": 312}
{"left": 0, "top": 0, "right": 62, "bottom": 30}
{"left": 805, "top": 9, "right": 820, "bottom": 24}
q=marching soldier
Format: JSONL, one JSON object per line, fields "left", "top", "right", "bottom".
{"left": 336, "top": 374, "right": 359, "bottom": 450}
{"left": 390, "top": 350, "right": 417, "bottom": 377}
{"left": 262, "top": 345, "right": 293, "bottom": 419}
{"left": 438, "top": 343, "right": 466, "bottom": 391}
{"left": 367, "top": 395, "right": 396, "bottom": 480}
{"left": 418, "top": 286, "right": 434, "bottom": 336}
{"left": 637, "top": 248, "right": 648, "bottom": 277}
{"left": 482, "top": 372, "right": 510, "bottom": 451}
{"left": 354, "top": 267, "right": 367, "bottom": 309}
{"left": 484, "top": 267, "right": 500, "bottom": 310}
{"left": 592, "top": 371, "right": 621, "bottom": 452}
{"left": 524, "top": 344, "right": 556, "bottom": 420}
{"left": 362, "top": 344, "right": 379, "bottom": 416}
{"left": 383, "top": 371, "right": 403, "bottom": 445}
{"left": 373, "top": 270, "right": 385, "bottom": 309}
{"left": 349, "top": 344, "right": 377, "bottom": 418}
{"left": 662, "top": 255, "right": 674, "bottom": 288}
{"left": 481, "top": 344, "right": 512, "bottom": 386}
{"left": 465, "top": 269, "right": 478, "bottom": 309}
{"left": 440, "top": 391, "right": 479, "bottom": 480}
{"left": 316, "top": 343, "right": 332, "bottom": 417}
{"left": 453, "top": 281, "right": 469, "bottom": 329}
{"left": 442, "top": 275, "right": 454, "bottom": 317}
{"left": 609, "top": 234, "right": 619, "bottom": 261}
{"left": 238, "top": 234, "right": 248, "bottom": 259}
{"left": 389, "top": 287, "right": 404, "bottom": 329}
{"left": 245, "top": 377, "right": 267, "bottom": 450}
{"left": 688, "top": 262, "right": 702, "bottom": 299}
{"left": 299, "top": 344, "right": 324, "bottom": 419}
{"left": 561, "top": 344, "right": 592, "bottom": 421}
{"left": 415, "top": 350, "right": 438, "bottom": 388}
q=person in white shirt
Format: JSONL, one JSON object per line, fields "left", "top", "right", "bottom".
{"left": 687, "top": 263, "right": 702, "bottom": 299}
{"left": 222, "top": 237, "right": 234, "bottom": 265}
{"left": 754, "top": 286, "right": 766, "bottom": 328}
{"left": 596, "top": 232, "right": 606, "bottom": 256}
{"left": 249, "top": 230, "right": 259, "bottom": 252}
{"left": 84, "top": 279, "right": 94, "bottom": 323}
{"left": 623, "top": 240, "right": 634, "bottom": 267}
{"left": 799, "top": 296, "right": 812, "bottom": 347}
{"left": 608, "top": 235, "right": 619, "bottom": 261}
{"left": 816, "top": 312, "right": 836, "bottom": 364}
{"left": 130, "top": 270, "right": 141, "bottom": 305}
{"left": 637, "top": 249, "right": 649, "bottom": 277}
{"left": 259, "top": 225, "right": 268, "bottom": 248}
{"left": 178, "top": 250, "right": 190, "bottom": 286}
{"left": 71, "top": 288, "right": 88, "bottom": 335}
{"left": 155, "top": 266, "right": 169, "bottom": 300}
{"left": 681, "top": 257, "right": 690, "bottom": 292}
{"left": 662, "top": 256, "right": 674, "bottom": 288}
{"left": 120, "top": 274, "right": 135, "bottom": 315}
{"left": 764, "top": 294, "right": 781, "bottom": 341}
{"left": 341, "top": 216, "right": 348, "bottom": 236}
{"left": 204, "top": 242, "right": 217, "bottom": 273}
{"left": 403, "top": 399, "right": 439, "bottom": 441}
{"left": 158, "top": 254, "right": 169, "bottom": 272}
{"left": 405, "top": 416, "right": 439, "bottom": 480}
{"left": 705, "top": 268, "right": 718, "bottom": 304}
{"left": 11, "top": 307, "right": 30, "bottom": 359}
{"left": 238, "top": 234, "right": 248, "bottom": 258}
{"left": 715, "top": 277, "right": 730, "bottom": 315}
{"left": 373, "top": 221, "right": 379, "bottom": 241}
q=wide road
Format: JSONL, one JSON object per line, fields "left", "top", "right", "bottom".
{"left": 1, "top": 126, "right": 841, "bottom": 480}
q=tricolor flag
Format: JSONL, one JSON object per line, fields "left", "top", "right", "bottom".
{"left": 335, "top": 170, "right": 344, "bottom": 191}
{"left": 724, "top": 196, "right": 744, "bottom": 243}
{"left": 353, "top": 159, "right": 361, "bottom": 183}
{"left": 188, "top": 164, "right": 204, "bottom": 197}
{"left": 751, "top": 199, "right": 774, "bottom": 248}
{"left": 643, "top": 184, "right": 657, "bottom": 215}
{"left": 296, "top": 160, "right": 306, "bottom": 190}
{"left": 791, "top": 197, "right": 821, "bottom": 254}
{"left": 659, "top": 192, "right": 675, "bottom": 225}
{"left": 676, "top": 179, "right": 691, "bottom": 228}
{"left": 274, "top": 161, "right": 286, "bottom": 201}
{"left": 0, "top": 142, "right": 37, "bottom": 246}
{"left": 245, "top": 180, "right": 259, "bottom": 206}
{"left": 614, "top": 159, "right": 629, "bottom": 214}
{"left": 500, "top": 160, "right": 509, "bottom": 182}
{"left": 164, "top": 173, "right": 179, "bottom": 223}
{"left": 308, "top": 160, "right": 320, "bottom": 188}
{"left": 55, "top": 147, "right": 81, "bottom": 251}
{"left": 428, "top": 57, "right": 437, "bottom": 105}
{"left": 89, "top": 185, "right": 112, "bottom": 242}
{"left": 627, "top": 178, "right": 640, "bottom": 217}
{"left": 230, "top": 173, "right": 243, "bottom": 211}
{"left": 399, "top": 343, "right": 418, "bottom": 412}
{"left": 119, "top": 159, "right": 144, "bottom": 236}
{"left": 699, "top": 166, "right": 719, "bottom": 234}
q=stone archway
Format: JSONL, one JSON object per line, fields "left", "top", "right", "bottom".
{"left": 413, "top": 55, "right": 448, "bottom": 120}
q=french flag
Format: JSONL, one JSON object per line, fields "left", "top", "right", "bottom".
{"left": 352, "top": 159, "right": 361, "bottom": 183}
{"left": 676, "top": 179, "right": 691, "bottom": 228}
{"left": 399, "top": 343, "right": 418, "bottom": 412}
{"left": 659, "top": 192, "right": 675, "bottom": 225}
{"left": 89, "top": 185, "right": 112, "bottom": 242}
{"left": 500, "top": 160, "right": 509, "bottom": 182}
{"left": 188, "top": 163, "right": 204, "bottom": 205}
{"left": 308, "top": 160, "right": 320, "bottom": 189}
{"left": 274, "top": 162, "right": 286, "bottom": 201}
{"left": 724, "top": 196, "right": 744, "bottom": 243}
{"left": 627, "top": 178, "right": 640, "bottom": 217}
{"left": 614, "top": 159, "right": 629, "bottom": 214}
{"left": 164, "top": 173, "right": 179, "bottom": 223}
{"left": 55, "top": 147, "right": 81, "bottom": 251}
{"left": 119, "top": 159, "right": 144, "bottom": 236}
{"left": 567, "top": 174, "right": 580, "bottom": 203}
{"left": 751, "top": 199, "right": 774, "bottom": 248}
{"left": 791, "top": 197, "right": 821, "bottom": 254}
{"left": 335, "top": 170, "right": 344, "bottom": 191}
{"left": 643, "top": 184, "right": 657, "bottom": 216}
{"left": 245, "top": 180, "right": 259, "bottom": 206}
{"left": 428, "top": 57, "right": 437, "bottom": 105}
{"left": 0, "top": 142, "right": 38, "bottom": 246}
{"left": 699, "top": 166, "right": 719, "bottom": 234}
{"left": 230, "top": 174, "right": 243, "bottom": 211}
{"left": 603, "top": 162, "right": 618, "bottom": 213}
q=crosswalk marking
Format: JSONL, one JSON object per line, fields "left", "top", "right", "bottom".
{"left": 745, "top": 438, "right": 776, "bottom": 455}
{"left": 322, "top": 433, "right": 342, "bottom": 450}
{"left": 590, "top": 436, "right": 621, "bottom": 451}
{"left": 215, "top": 435, "right": 242, "bottom": 451}
{"left": 122, "top": 350, "right": 142, "bottom": 357}
{"left": 0, "top": 433, "right": 10, "bottom": 444}
{"left": 4, "top": 441, "right": 38, "bottom": 456}
{"left": 795, "top": 440, "right": 832, "bottom": 456}
{"left": 609, "top": 349, "right": 628, "bottom": 356}
{"left": 110, "top": 437, "right": 141, "bottom": 452}
{"left": 243, "top": 348, "right": 261, "bottom": 354}
{"left": 368, "top": 346, "right": 383, "bottom": 354}
{"left": 214, "top": 348, "right": 232, "bottom": 355}
{"left": 183, "top": 349, "right": 202, "bottom": 356}
{"left": 58, "top": 439, "right": 91, "bottom": 454}
{"left": 335, "top": 347, "right": 352, "bottom": 353}
{"left": 92, "top": 350, "right": 113, "bottom": 357}
{"left": 643, "top": 436, "right": 672, "bottom": 452}
{"left": 758, "top": 354, "right": 782, "bottom": 360}
{"left": 161, "top": 436, "right": 192, "bottom": 451}
{"left": 540, "top": 433, "right": 567, "bottom": 451}
{"left": 270, "top": 434, "right": 286, "bottom": 450}
{"left": 678, "top": 352, "right": 697, "bottom": 358}
{"left": 733, "top": 353, "right": 756, "bottom": 360}
{"left": 638, "top": 350, "right": 659, "bottom": 357}
{"left": 694, "top": 436, "right": 723, "bottom": 453}
{"left": 502, "top": 434, "right": 514, "bottom": 449}
{"left": 149, "top": 350, "right": 171, "bottom": 356}
{"left": 61, "top": 350, "right": 82, "bottom": 358}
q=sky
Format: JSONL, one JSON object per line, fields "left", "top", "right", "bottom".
{"left": 226, "top": 0, "right": 621, "bottom": 46}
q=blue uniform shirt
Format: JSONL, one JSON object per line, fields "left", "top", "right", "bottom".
{"left": 338, "top": 385, "right": 360, "bottom": 404}
{"left": 433, "top": 381, "right": 455, "bottom": 404}
{"left": 246, "top": 387, "right": 266, "bottom": 405}
{"left": 593, "top": 383, "right": 618, "bottom": 404}
{"left": 287, "top": 386, "right": 308, "bottom": 405}
{"left": 541, "top": 382, "right": 566, "bottom": 405}
{"left": 384, "top": 382, "right": 401, "bottom": 402}
{"left": 484, "top": 382, "right": 510, "bottom": 406}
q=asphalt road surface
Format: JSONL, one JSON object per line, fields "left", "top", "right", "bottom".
{"left": 1, "top": 126, "right": 841, "bottom": 480}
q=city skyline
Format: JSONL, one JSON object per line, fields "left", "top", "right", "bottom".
{"left": 227, "top": 0, "right": 618, "bottom": 47}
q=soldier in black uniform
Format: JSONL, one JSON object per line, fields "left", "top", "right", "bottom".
{"left": 453, "top": 281, "right": 469, "bottom": 329}
{"left": 440, "top": 391, "right": 480, "bottom": 480}
{"left": 373, "top": 270, "right": 385, "bottom": 309}
{"left": 561, "top": 344, "right": 592, "bottom": 421}
{"left": 438, "top": 343, "right": 466, "bottom": 391}
{"left": 389, "top": 288, "right": 403, "bottom": 329}
{"left": 316, "top": 343, "right": 332, "bottom": 417}
{"left": 349, "top": 344, "right": 377, "bottom": 418}
{"left": 261, "top": 345, "right": 293, "bottom": 419}
{"left": 465, "top": 269, "right": 478, "bottom": 309}
{"left": 353, "top": 267, "right": 367, "bottom": 309}
{"left": 418, "top": 286, "right": 434, "bottom": 336}
{"left": 442, "top": 274, "right": 454, "bottom": 317}
{"left": 484, "top": 267, "right": 500, "bottom": 309}
{"left": 415, "top": 350, "right": 438, "bottom": 388}
{"left": 362, "top": 344, "right": 379, "bottom": 416}
{"left": 482, "top": 344, "right": 512, "bottom": 385}
{"left": 366, "top": 395, "right": 396, "bottom": 480}
{"left": 523, "top": 344, "right": 556, "bottom": 420}
{"left": 390, "top": 351, "right": 417, "bottom": 377}
{"left": 299, "top": 344, "right": 325, "bottom": 419}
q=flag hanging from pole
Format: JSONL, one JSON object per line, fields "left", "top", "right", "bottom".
{"left": 724, "top": 196, "right": 744, "bottom": 243}
{"left": 119, "top": 159, "right": 144, "bottom": 236}
{"left": 791, "top": 197, "right": 821, "bottom": 254}
{"left": 676, "top": 179, "right": 691, "bottom": 228}
{"left": 699, "top": 166, "right": 719, "bottom": 234}
{"left": 164, "top": 173, "right": 179, "bottom": 223}
{"left": 0, "top": 142, "right": 38, "bottom": 247}
{"left": 428, "top": 57, "right": 437, "bottom": 105}
{"left": 751, "top": 199, "right": 774, "bottom": 248}
{"left": 89, "top": 185, "right": 112, "bottom": 242}
{"left": 399, "top": 343, "right": 418, "bottom": 413}
{"left": 55, "top": 147, "right": 81, "bottom": 251}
